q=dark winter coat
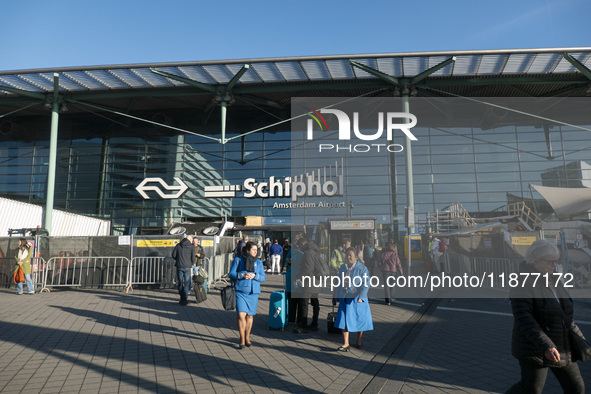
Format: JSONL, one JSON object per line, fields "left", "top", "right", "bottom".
{"left": 297, "top": 241, "right": 322, "bottom": 296}
{"left": 509, "top": 263, "right": 583, "bottom": 366}
{"left": 172, "top": 238, "right": 196, "bottom": 269}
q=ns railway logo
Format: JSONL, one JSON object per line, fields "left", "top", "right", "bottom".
{"left": 305, "top": 108, "right": 418, "bottom": 153}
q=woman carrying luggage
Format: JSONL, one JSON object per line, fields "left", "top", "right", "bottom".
{"left": 15, "top": 238, "right": 35, "bottom": 295}
{"left": 229, "top": 242, "right": 266, "bottom": 349}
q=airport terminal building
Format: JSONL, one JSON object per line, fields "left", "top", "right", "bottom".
{"left": 1, "top": 48, "right": 591, "bottom": 241}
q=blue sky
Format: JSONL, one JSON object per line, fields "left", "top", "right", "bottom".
{"left": 1, "top": 0, "right": 589, "bottom": 72}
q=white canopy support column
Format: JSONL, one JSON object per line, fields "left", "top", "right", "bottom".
{"left": 44, "top": 73, "right": 60, "bottom": 234}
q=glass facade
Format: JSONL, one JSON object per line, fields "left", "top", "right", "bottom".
{"left": 1, "top": 97, "right": 590, "bottom": 236}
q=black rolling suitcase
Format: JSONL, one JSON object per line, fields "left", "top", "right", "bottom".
{"left": 194, "top": 283, "right": 207, "bottom": 304}
{"left": 327, "top": 305, "right": 340, "bottom": 334}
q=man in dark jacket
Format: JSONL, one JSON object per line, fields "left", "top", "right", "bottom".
{"left": 172, "top": 235, "right": 195, "bottom": 306}
{"left": 293, "top": 237, "right": 322, "bottom": 333}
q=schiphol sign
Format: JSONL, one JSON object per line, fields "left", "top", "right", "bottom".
{"left": 306, "top": 109, "right": 418, "bottom": 153}
{"left": 205, "top": 173, "right": 344, "bottom": 202}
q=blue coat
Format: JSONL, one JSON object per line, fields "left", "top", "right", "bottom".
{"left": 334, "top": 261, "right": 373, "bottom": 332}
{"left": 229, "top": 256, "right": 266, "bottom": 295}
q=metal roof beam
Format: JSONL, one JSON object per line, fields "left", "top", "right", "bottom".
{"left": 540, "top": 84, "right": 587, "bottom": 97}
{"left": 150, "top": 68, "right": 217, "bottom": 93}
{"left": 563, "top": 52, "right": 591, "bottom": 81}
{"left": 410, "top": 57, "right": 456, "bottom": 85}
{"left": 0, "top": 85, "right": 46, "bottom": 101}
{"left": 226, "top": 64, "right": 249, "bottom": 91}
{"left": 349, "top": 60, "right": 399, "bottom": 86}
{"left": 418, "top": 76, "right": 588, "bottom": 88}
{"left": 238, "top": 94, "right": 283, "bottom": 109}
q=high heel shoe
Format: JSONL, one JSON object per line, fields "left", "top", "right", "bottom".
{"left": 337, "top": 346, "right": 350, "bottom": 352}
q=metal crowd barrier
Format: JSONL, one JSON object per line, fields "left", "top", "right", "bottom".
{"left": 2, "top": 252, "right": 253, "bottom": 294}
{"left": 129, "top": 256, "right": 176, "bottom": 290}
{"left": 40, "top": 256, "right": 130, "bottom": 292}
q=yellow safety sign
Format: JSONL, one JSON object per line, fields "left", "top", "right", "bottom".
{"left": 136, "top": 239, "right": 178, "bottom": 248}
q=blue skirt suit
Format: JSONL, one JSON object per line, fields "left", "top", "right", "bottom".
{"left": 334, "top": 261, "right": 373, "bottom": 332}
{"left": 229, "top": 256, "right": 267, "bottom": 316}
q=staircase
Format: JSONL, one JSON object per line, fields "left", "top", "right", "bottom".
{"left": 435, "top": 203, "right": 476, "bottom": 233}
{"left": 506, "top": 201, "right": 543, "bottom": 230}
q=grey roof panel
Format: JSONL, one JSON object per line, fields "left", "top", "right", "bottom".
{"left": 527, "top": 53, "right": 562, "bottom": 73}
{"left": 109, "top": 69, "right": 150, "bottom": 88}
{"left": 477, "top": 54, "right": 508, "bottom": 74}
{"left": 274, "top": 61, "right": 307, "bottom": 80}
{"left": 351, "top": 58, "right": 379, "bottom": 78}
{"left": 132, "top": 67, "right": 177, "bottom": 87}
{"left": 202, "top": 65, "right": 235, "bottom": 84}
{"left": 0, "top": 75, "right": 44, "bottom": 92}
{"left": 62, "top": 71, "right": 110, "bottom": 90}
{"left": 300, "top": 60, "right": 331, "bottom": 80}
{"left": 376, "top": 57, "right": 403, "bottom": 77}
{"left": 176, "top": 66, "right": 217, "bottom": 84}
{"left": 403, "top": 57, "right": 429, "bottom": 77}
{"left": 452, "top": 55, "right": 480, "bottom": 75}
{"left": 325, "top": 59, "right": 355, "bottom": 79}
{"left": 502, "top": 53, "right": 535, "bottom": 74}
{"left": 250, "top": 63, "right": 284, "bottom": 82}
{"left": 84, "top": 70, "right": 131, "bottom": 89}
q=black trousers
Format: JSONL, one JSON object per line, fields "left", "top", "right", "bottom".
{"left": 505, "top": 358, "right": 584, "bottom": 394}
{"left": 297, "top": 296, "right": 320, "bottom": 328}
{"left": 286, "top": 292, "right": 300, "bottom": 323}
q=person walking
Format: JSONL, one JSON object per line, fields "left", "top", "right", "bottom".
{"left": 192, "top": 236, "right": 205, "bottom": 278}
{"left": 229, "top": 242, "right": 266, "bottom": 349}
{"left": 334, "top": 247, "right": 373, "bottom": 352}
{"left": 14, "top": 238, "right": 35, "bottom": 295}
{"left": 379, "top": 243, "right": 403, "bottom": 305}
{"left": 293, "top": 237, "right": 322, "bottom": 333}
{"left": 269, "top": 240, "right": 283, "bottom": 275}
{"left": 506, "top": 239, "right": 585, "bottom": 393}
{"left": 430, "top": 237, "right": 442, "bottom": 273}
{"left": 172, "top": 235, "right": 195, "bottom": 306}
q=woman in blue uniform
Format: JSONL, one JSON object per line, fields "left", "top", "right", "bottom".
{"left": 229, "top": 241, "right": 266, "bottom": 349}
{"left": 334, "top": 247, "right": 373, "bottom": 352}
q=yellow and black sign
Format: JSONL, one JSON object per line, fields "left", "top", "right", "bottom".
{"left": 511, "top": 236, "right": 537, "bottom": 246}
{"left": 136, "top": 239, "right": 178, "bottom": 248}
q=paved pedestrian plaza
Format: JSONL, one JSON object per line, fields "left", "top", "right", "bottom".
{"left": 1, "top": 275, "right": 589, "bottom": 393}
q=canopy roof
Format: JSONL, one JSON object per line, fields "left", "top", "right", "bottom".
{"left": 1, "top": 48, "right": 591, "bottom": 118}
{"left": 531, "top": 185, "right": 591, "bottom": 218}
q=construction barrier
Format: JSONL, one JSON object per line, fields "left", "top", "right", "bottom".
{"left": 40, "top": 256, "right": 130, "bottom": 292}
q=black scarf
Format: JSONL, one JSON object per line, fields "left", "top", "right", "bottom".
{"left": 244, "top": 253, "right": 257, "bottom": 273}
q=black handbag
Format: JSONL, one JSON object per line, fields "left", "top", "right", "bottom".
{"left": 570, "top": 329, "right": 591, "bottom": 362}
{"left": 221, "top": 285, "right": 236, "bottom": 311}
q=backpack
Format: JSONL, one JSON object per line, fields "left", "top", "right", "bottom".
{"left": 439, "top": 241, "right": 446, "bottom": 253}
{"left": 363, "top": 244, "right": 374, "bottom": 261}
{"left": 313, "top": 252, "right": 329, "bottom": 277}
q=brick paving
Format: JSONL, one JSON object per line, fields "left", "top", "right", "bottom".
{"left": 0, "top": 275, "right": 589, "bottom": 393}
